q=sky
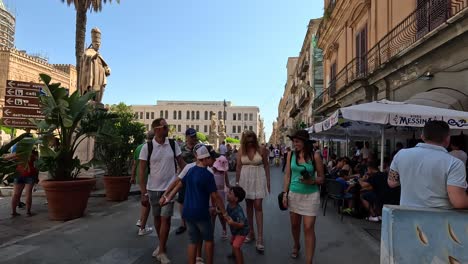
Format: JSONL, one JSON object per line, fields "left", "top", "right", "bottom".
{"left": 7, "top": 0, "right": 323, "bottom": 140}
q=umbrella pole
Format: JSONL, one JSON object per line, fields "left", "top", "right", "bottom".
{"left": 380, "top": 126, "right": 385, "bottom": 171}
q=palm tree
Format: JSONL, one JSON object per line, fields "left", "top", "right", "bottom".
{"left": 62, "top": 0, "right": 119, "bottom": 84}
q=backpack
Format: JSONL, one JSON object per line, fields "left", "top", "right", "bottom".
{"left": 147, "top": 138, "right": 177, "bottom": 174}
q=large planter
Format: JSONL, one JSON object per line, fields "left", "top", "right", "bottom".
{"left": 103, "top": 176, "right": 131, "bottom": 202}
{"left": 41, "top": 178, "right": 96, "bottom": 221}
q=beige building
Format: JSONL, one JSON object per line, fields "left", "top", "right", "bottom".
{"left": 132, "top": 100, "right": 263, "bottom": 141}
{"left": 0, "top": 0, "right": 14, "bottom": 48}
{"left": 315, "top": 0, "right": 468, "bottom": 120}
{"left": 0, "top": 48, "right": 78, "bottom": 117}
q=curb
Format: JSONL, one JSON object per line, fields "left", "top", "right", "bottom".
{"left": 0, "top": 187, "right": 141, "bottom": 198}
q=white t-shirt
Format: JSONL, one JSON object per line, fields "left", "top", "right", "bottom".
{"left": 219, "top": 144, "right": 227, "bottom": 155}
{"left": 450, "top": 150, "right": 467, "bottom": 165}
{"left": 178, "top": 162, "right": 213, "bottom": 180}
{"left": 361, "top": 147, "right": 370, "bottom": 159}
{"left": 139, "top": 138, "right": 182, "bottom": 191}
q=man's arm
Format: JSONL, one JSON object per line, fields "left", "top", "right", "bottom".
{"left": 138, "top": 160, "right": 148, "bottom": 194}
{"left": 447, "top": 160, "right": 468, "bottom": 209}
{"left": 130, "top": 159, "right": 137, "bottom": 184}
{"left": 211, "top": 192, "right": 228, "bottom": 217}
{"left": 164, "top": 181, "right": 183, "bottom": 203}
{"left": 387, "top": 169, "right": 401, "bottom": 188}
{"left": 176, "top": 155, "right": 186, "bottom": 171}
{"left": 447, "top": 186, "right": 468, "bottom": 209}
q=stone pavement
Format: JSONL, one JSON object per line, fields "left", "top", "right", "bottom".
{"left": 0, "top": 167, "right": 381, "bottom": 263}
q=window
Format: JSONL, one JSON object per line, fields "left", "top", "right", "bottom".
{"left": 191, "top": 111, "right": 195, "bottom": 120}
{"left": 204, "top": 111, "right": 208, "bottom": 120}
{"left": 233, "top": 126, "right": 236, "bottom": 133}
{"left": 249, "top": 113, "right": 253, "bottom": 121}
{"left": 235, "top": 136, "right": 239, "bottom": 140}
{"left": 173, "top": 111, "right": 177, "bottom": 120}
{"left": 186, "top": 111, "right": 190, "bottom": 120}
{"left": 249, "top": 126, "right": 253, "bottom": 131}
{"left": 238, "top": 126, "right": 241, "bottom": 133}
{"left": 151, "top": 112, "right": 154, "bottom": 119}
{"left": 244, "top": 125, "right": 247, "bottom": 131}
{"left": 204, "top": 125, "right": 207, "bottom": 133}
{"left": 160, "top": 111, "right": 163, "bottom": 118}
{"left": 196, "top": 111, "right": 200, "bottom": 120}
{"left": 356, "top": 25, "right": 368, "bottom": 77}
{"left": 164, "top": 110, "right": 168, "bottom": 119}
{"left": 186, "top": 125, "right": 189, "bottom": 130}
{"left": 146, "top": 112, "right": 150, "bottom": 119}
{"left": 244, "top": 113, "right": 248, "bottom": 121}
{"left": 330, "top": 62, "right": 337, "bottom": 96}
{"left": 233, "top": 113, "right": 236, "bottom": 121}
{"left": 178, "top": 124, "right": 181, "bottom": 132}
{"left": 196, "top": 125, "right": 199, "bottom": 131}
{"left": 178, "top": 111, "right": 182, "bottom": 120}
{"left": 140, "top": 112, "right": 143, "bottom": 119}
{"left": 238, "top": 113, "right": 241, "bottom": 120}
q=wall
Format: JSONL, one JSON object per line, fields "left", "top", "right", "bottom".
{"left": 381, "top": 205, "right": 468, "bottom": 263}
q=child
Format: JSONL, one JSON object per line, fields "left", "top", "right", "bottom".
{"left": 211, "top": 155, "right": 231, "bottom": 240}
{"left": 225, "top": 186, "right": 249, "bottom": 264}
{"left": 161, "top": 144, "right": 226, "bottom": 264}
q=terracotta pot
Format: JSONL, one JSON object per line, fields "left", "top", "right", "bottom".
{"left": 41, "top": 178, "right": 96, "bottom": 221}
{"left": 103, "top": 176, "right": 131, "bottom": 202}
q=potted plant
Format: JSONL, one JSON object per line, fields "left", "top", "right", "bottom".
{"left": 95, "top": 103, "right": 145, "bottom": 201}
{"left": 17, "top": 74, "right": 114, "bottom": 221}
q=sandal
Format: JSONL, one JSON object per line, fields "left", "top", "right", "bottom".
{"left": 256, "top": 238, "right": 265, "bottom": 254}
{"left": 195, "top": 257, "right": 204, "bottom": 264}
{"left": 244, "top": 234, "right": 255, "bottom": 243}
{"left": 290, "top": 246, "right": 301, "bottom": 259}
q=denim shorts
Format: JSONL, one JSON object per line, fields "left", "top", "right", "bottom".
{"left": 14, "top": 177, "right": 35, "bottom": 185}
{"left": 186, "top": 219, "right": 214, "bottom": 244}
{"left": 148, "top": 190, "right": 174, "bottom": 217}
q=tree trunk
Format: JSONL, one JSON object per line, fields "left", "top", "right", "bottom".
{"left": 75, "top": 2, "right": 88, "bottom": 94}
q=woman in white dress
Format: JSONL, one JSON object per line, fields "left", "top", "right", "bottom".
{"left": 235, "top": 130, "right": 270, "bottom": 254}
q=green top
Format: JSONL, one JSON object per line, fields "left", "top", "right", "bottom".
{"left": 289, "top": 152, "right": 318, "bottom": 194}
{"left": 134, "top": 143, "right": 148, "bottom": 184}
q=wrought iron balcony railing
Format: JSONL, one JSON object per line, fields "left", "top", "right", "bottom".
{"left": 313, "top": 0, "right": 467, "bottom": 111}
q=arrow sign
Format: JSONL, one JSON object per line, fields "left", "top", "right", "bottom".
{"left": 7, "top": 89, "right": 14, "bottom": 95}
{"left": 7, "top": 80, "right": 14, "bottom": 87}
{"left": 4, "top": 109, "right": 11, "bottom": 116}
{"left": 3, "top": 80, "right": 44, "bottom": 128}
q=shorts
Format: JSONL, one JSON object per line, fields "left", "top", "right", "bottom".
{"left": 176, "top": 185, "right": 185, "bottom": 204}
{"left": 362, "top": 191, "right": 380, "bottom": 207}
{"left": 186, "top": 219, "right": 213, "bottom": 244}
{"left": 148, "top": 190, "right": 174, "bottom": 217}
{"left": 14, "top": 176, "right": 35, "bottom": 185}
{"left": 231, "top": 235, "right": 246, "bottom": 249}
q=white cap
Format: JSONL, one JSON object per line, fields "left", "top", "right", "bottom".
{"left": 195, "top": 145, "right": 211, "bottom": 159}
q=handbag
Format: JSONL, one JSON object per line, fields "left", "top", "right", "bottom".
{"left": 278, "top": 151, "right": 294, "bottom": 211}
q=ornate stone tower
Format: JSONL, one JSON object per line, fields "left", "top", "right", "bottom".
{"left": 0, "top": 0, "right": 15, "bottom": 48}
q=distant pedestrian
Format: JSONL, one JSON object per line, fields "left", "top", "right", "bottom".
{"left": 225, "top": 186, "right": 249, "bottom": 264}
{"left": 138, "top": 118, "right": 186, "bottom": 264}
{"left": 131, "top": 131, "right": 154, "bottom": 236}
{"left": 388, "top": 121, "right": 468, "bottom": 209}
{"left": 236, "top": 130, "right": 270, "bottom": 254}
{"left": 282, "top": 130, "right": 325, "bottom": 263}
{"left": 11, "top": 148, "right": 38, "bottom": 217}
{"left": 219, "top": 141, "right": 227, "bottom": 156}
{"left": 449, "top": 137, "right": 467, "bottom": 165}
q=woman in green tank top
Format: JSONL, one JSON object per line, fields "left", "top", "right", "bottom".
{"left": 282, "top": 130, "right": 325, "bottom": 264}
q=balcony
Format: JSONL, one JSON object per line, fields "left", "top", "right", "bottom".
{"left": 302, "top": 60, "right": 310, "bottom": 72}
{"left": 299, "top": 92, "right": 311, "bottom": 107}
{"left": 314, "top": 0, "right": 468, "bottom": 110}
{"left": 289, "top": 104, "right": 300, "bottom": 118}
{"left": 290, "top": 78, "right": 299, "bottom": 93}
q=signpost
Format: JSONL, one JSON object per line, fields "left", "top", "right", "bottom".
{"left": 2, "top": 80, "right": 44, "bottom": 129}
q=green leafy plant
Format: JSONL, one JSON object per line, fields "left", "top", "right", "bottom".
{"left": 196, "top": 132, "right": 209, "bottom": 143}
{"left": 94, "top": 103, "right": 145, "bottom": 176}
{"left": 226, "top": 137, "right": 240, "bottom": 144}
{"left": 16, "top": 74, "right": 114, "bottom": 180}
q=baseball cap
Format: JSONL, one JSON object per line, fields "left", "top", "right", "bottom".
{"left": 185, "top": 128, "right": 197, "bottom": 137}
{"left": 194, "top": 144, "right": 220, "bottom": 160}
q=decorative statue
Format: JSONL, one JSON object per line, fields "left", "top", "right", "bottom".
{"left": 79, "top": 27, "right": 111, "bottom": 103}
{"left": 218, "top": 119, "right": 226, "bottom": 134}
{"left": 210, "top": 112, "right": 218, "bottom": 133}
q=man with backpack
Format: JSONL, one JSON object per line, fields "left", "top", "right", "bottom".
{"left": 139, "top": 118, "right": 186, "bottom": 264}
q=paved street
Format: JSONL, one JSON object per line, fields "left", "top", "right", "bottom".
{"left": 0, "top": 166, "right": 380, "bottom": 264}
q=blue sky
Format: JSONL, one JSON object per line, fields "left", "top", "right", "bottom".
{"left": 9, "top": 0, "right": 323, "bottom": 139}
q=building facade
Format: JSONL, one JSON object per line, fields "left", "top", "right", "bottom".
{"left": 0, "top": 48, "right": 78, "bottom": 117}
{"left": 0, "top": 0, "right": 14, "bottom": 48}
{"left": 131, "top": 101, "right": 262, "bottom": 141}
{"left": 314, "top": 0, "right": 468, "bottom": 119}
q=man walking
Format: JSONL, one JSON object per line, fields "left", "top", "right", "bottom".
{"left": 219, "top": 141, "right": 227, "bottom": 156}
{"left": 388, "top": 121, "right": 468, "bottom": 209}
{"left": 139, "top": 118, "right": 186, "bottom": 263}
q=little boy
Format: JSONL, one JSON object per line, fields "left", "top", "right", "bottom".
{"left": 225, "top": 186, "right": 249, "bottom": 264}
{"left": 161, "top": 144, "right": 226, "bottom": 264}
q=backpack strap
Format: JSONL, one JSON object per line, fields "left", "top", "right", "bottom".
{"left": 147, "top": 141, "right": 153, "bottom": 173}
{"left": 168, "top": 139, "right": 177, "bottom": 172}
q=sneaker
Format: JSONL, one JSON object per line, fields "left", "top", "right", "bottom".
{"left": 156, "top": 253, "right": 171, "bottom": 264}
{"left": 196, "top": 257, "right": 204, "bottom": 264}
{"left": 367, "top": 216, "right": 380, "bottom": 222}
{"left": 136, "top": 219, "right": 141, "bottom": 228}
{"left": 152, "top": 246, "right": 160, "bottom": 258}
{"left": 342, "top": 208, "right": 353, "bottom": 215}
{"left": 138, "top": 227, "right": 153, "bottom": 236}
{"left": 175, "top": 226, "right": 186, "bottom": 235}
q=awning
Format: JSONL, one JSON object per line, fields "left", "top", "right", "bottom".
{"left": 405, "top": 88, "right": 468, "bottom": 111}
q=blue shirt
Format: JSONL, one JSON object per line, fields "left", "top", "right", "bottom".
{"left": 226, "top": 204, "right": 249, "bottom": 236}
{"left": 390, "top": 143, "right": 467, "bottom": 209}
{"left": 181, "top": 165, "right": 217, "bottom": 221}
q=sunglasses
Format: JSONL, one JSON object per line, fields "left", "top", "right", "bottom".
{"left": 154, "top": 125, "right": 169, "bottom": 129}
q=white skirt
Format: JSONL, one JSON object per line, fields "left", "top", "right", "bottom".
{"left": 239, "top": 165, "right": 268, "bottom": 200}
{"left": 288, "top": 192, "right": 320, "bottom": 216}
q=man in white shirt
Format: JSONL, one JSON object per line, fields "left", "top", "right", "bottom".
{"left": 219, "top": 141, "right": 227, "bottom": 156}
{"left": 388, "top": 121, "right": 468, "bottom": 209}
{"left": 449, "top": 138, "right": 467, "bottom": 165}
{"left": 139, "top": 118, "right": 186, "bottom": 264}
